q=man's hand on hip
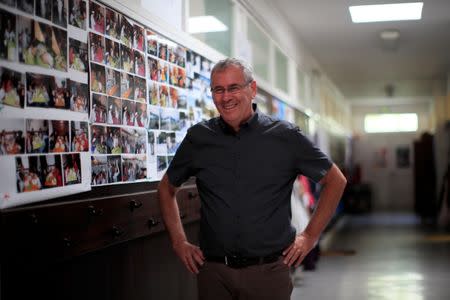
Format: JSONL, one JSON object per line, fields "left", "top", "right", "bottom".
{"left": 282, "top": 232, "right": 316, "bottom": 267}
{"left": 173, "top": 240, "right": 205, "bottom": 274}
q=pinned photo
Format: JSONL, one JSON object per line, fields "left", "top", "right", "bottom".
{"left": 62, "top": 153, "right": 81, "bottom": 185}
{"left": 107, "top": 155, "right": 122, "bottom": 183}
{"left": 177, "top": 88, "right": 187, "bottom": 109}
{"left": 104, "top": 38, "right": 120, "bottom": 68}
{"left": 158, "top": 42, "right": 167, "bottom": 61}
{"left": 106, "top": 126, "right": 121, "bottom": 154}
{"left": 147, "top": 130, "right": 155, "bottom": 155}
{"left": 90, "top": 93, "right": 107, "bottom": 123}
{"left": 68, "top": 79, "right": 88, "bottom": 113}
{"left": 121, "top": 127, "right": 137, "bottom": 154}
{"left": 158, "top": 60, "right": 169, "bottom": 83}
{"left": 69, "top": 0, "right": 86, "bottom": 29}
{"left": 174, "top": 45, "right": 186, "bottom": 68}
{"left": 157, "top": 155, "right": 167, "bottom": 175}
{"left": 148, "top": 105, "right": 159, "bottom": 130}
{"left": 50, "top": 77, "right": 69, "bottom": 109}
{"left": 91, "top": 155, "right": 107, "bottom": 185}
{"left": 135, "top": 102, "right": 147, "bottom": 128}
{"left": 0, "top": 119, "right": 25, "bottom": 155}
{"left": 105, "top": 7, "right": 120, "bottom": 39}
{"left": 89, "top": 32, "right": 105, "bottom": 64}
{"left": 170, "top": 65, "right": 186, "bottom": 88}
{"left": 119, "top": 15, "right": 133, "bottom": 48}
{"left": 159, "top": 84, "right": 169, "bottom": 107}
{"left": 69, "top": 38, "right": 88, "bottom": 72}
{"left": 186, "top": 50, "right": 195, "bottom": 79}
{"left": 120, "top": 45, "right": 134, "bottom": 73}
{"left": 134, "top": 76, "right": 146, "bottom": 102}
{"left": 17, "top": 0, "right": 34, "bottom": 14}
{"left": 52, "top": 0, "right": 67, "bottom": 28}
{"left": 148, "top": 57, "right": 158, "bottom": 81}
{"left": 161, "top": 108, "right": 179, "bottom": 131}
{"left": 26, "top": 72, "right": 52, "bottom": 108}
{"left": 106, "top": 67, "right": 120, "bottom": 97}
{"left": 89, "top": 0, "right": 104, "bottom": 34}
{"left": 122, "top": 99, "right": 135, "bottom": 126}
{"left": 122, "top": 154, "right": 146, "bottom": 181}
{"left": 0, "top": 67, "right": 25, "bottom": 108}
{"left": 146, "top": 30, "right": 157, "bottom": 57}
{"left": 17, "top": 16, "right": 33, "bottom": 64}
{"left": 26, "top": 119, "right": 49, "bottom": 153}
{"left": 49, "top": 120, "right": 69, "bottom": 153}
{"left": 16, "top": 155, "right": 63, "bottom": 193}
{"left": 90, "top": 124, "right": 107, "bottom": 154}
{"left": 90, "top": 63, "right": 105, "bottom": 93}
{"left": 134, "top": 50, "right": 145, "bottom": 77}
{"left": 120, "top": 72, "right": 134, "bottom": 100}
{"left": 133, "top": 24, "right": 145, "bottom": 52}
{"left": 107, "top": 96, "right": 121, "bottom": 125}
{"left": 148, "top": 82, "right": 159, "bottom": 105}
{"left": 71, "top": 121, "right": 89, "bottom": 152}
{"left": 169, "top": 87, "right": 179, "bottom": 109}
{"left": 0, "top": 8, "right": 17, "bottom": 61}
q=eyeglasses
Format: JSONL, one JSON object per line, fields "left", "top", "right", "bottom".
{"left": 210, "top": 81, "right": 252, "bottom": 95}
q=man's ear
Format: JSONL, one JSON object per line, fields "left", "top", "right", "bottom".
{"left": 250, "top": 80, "right": 257, "bottom": 97}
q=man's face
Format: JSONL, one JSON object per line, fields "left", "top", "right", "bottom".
{"left": 211, "top": 65, "right": 256, "bottom": 129}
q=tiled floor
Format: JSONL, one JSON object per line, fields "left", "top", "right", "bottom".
{"left": 291, "top": 213, "right": 450, "bottom": 300}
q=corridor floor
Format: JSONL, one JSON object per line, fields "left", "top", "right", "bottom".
{"left": 291, "top": 213, "right": 450, "bottom": 300}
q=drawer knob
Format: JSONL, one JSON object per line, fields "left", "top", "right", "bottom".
{"left": 29, "top": 213, "right": 38, "bottom": 224}
{"left": 129, "top": 200, "right": 143, "bottom": 211}
{"left": 63, "top": 237, "right": 72, "bottom": 248}
{"left": 147, "top": 218, "right": 160, "bottom": 228}
{"left": 188, "top": 192, "right": 198, "bottom": 199}
{"left": 112, "top": 226, "right": 124, "bottom": 237}
{"left": 88, "top": 205, "right": 103, "bottom": 216}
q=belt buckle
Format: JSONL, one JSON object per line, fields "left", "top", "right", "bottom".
{"left": 225, "top": 255, "right": 248, "bottom": 269}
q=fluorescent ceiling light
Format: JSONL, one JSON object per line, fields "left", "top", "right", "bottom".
{"left": 349, "top": 2, "right": 423, "bottom": 23}
{"left": 188, "top": 16, "right": 228, "bottom": 34}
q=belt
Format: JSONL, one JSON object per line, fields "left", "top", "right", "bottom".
{"left": 205, "top": 252, "right": 281, "bottom": 269}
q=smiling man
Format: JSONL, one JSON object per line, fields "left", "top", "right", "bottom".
{"left": 158, "top": 58, "right": 347, "bottom": 300}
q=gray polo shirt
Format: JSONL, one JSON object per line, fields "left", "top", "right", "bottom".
{"left": 167, "top": 105, "right": 332, "bottom": 257}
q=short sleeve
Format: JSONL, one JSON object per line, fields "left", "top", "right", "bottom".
{"left": 292, "top": 127, "right": 333, "bottom": 182}
{"left": 166, "top": 131, "right": 195, "bottom": 187}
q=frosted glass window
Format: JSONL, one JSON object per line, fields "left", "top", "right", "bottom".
{"left": 275, "top": 48, "right": 288, "bottom": 92}
{"left": 188, "top": 0, "right": 233, "bottom": 56}
{"left": 296, "top": 69, "right": 306, "bottom": 104}
{"left": 247, "top": 18, "right": 270, "bottom": 81}
{"left": 364, "top": 114, "right": 418, "bottom": 133}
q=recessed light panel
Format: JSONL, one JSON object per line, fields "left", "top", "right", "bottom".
{"left": 349, "top": 2, "right": 423, "bottom": 23}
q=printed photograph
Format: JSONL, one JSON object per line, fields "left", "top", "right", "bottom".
{"left": 157, "top": 41, "right": 167, "bottom": 61}
{"left": 69, "top": 0, "right": 86, "bottom": 29}
{"left": 177, "top": 88, "right": 187, "bottom": 109}
{"left": 159, "top": 84, "right": 169, "bottom": 107}
{"left": 69, "top": 38, "right": 88, "bottom": 72}
{"left": 119, "top": 15, "right": 132, "bottom": 48}
{"left": 49, "top": 120, "right": 69, "bottom": 153}
{"left": 200, "top": 56, "right": 211, "bottom": 77}
{"left": 1, "top": 0, "right": 16, "bottom": 8}
{"left": 147, "top": 130, "right": 155, "bottom": 155}
{"left": 169, "top": 86, "right": 179, "bottom": 109}
{"left": 106, "top": 126, "right": 121, "bottom": 154}
{"left": 107, "top": 155, "right": 121, "bottom": 183}
{"left": 122, "top": 154, "right": 146, "bottom": 181}
{"left": 90, "top": 124, "right": 107, "bottom": 154}
{"left": 50, "top": 77, "right": 69, "bottom": 109}
{"left": 105, "top": 67, "right": 120, "bottom": 97}
{"left": 70, "top": 121, "right": 89, "bottom": 152}
{"left": 89, "top": 32, "right": 105, "bottom": 64}
{"left": 62, "top": 153, "right": 82, "bottom": 185}
{"left": 90, "top": 93, "right": 107, "bottom": 123}
{"left": 132, "top": 24, "right": 144, "bottom": 52}
{"left": 157, "top": 131, "right": 177, "bottom": 155}
{"left": 157, "top": 155, "right": 167, "bottom": 174}
{"left": 90, "top": 63, "right": 106, "bottom": 93}
{"left": 17, "top": 16, "right": 32, "bottom": 64}
{"left": 167, "top": 45, "right": 176, "bottom": 65}
{"left": 91, "top": 155, "right": 107, "bottom": 185}
{"left": 148, "top": 57, "right": 158, "bottom": 81}
{"left": 68, "top": 79, "right": 89, "bottom": 113}
{"left": 120, "top": 72, "right": 134, "bottom": 100}
{"left": 121, "top": 128, "right": 136, "bottom": 154}
{"left": 178, "top": 111, "right": 189, "bottom": 132}
{"left": 107, "top": 96, "right": 121, "bottom": 125}
{"left": 185, "top": 50, "right": 195, "bottom": 79}
{"left": 0, "top": 67, "right": 25, "bottom": 108}
{"left": 158, "top": 60, "right": 168, "bottom": 83}
{"left": 17, "top": 0, "right": 34, "bottom": 14}
{"left": 122, "top": 99, "right": 135, "bottom": 126}
{"left": 16, "top": 155, "right": 63, "bottom": 193}
{"left": 104, "top": 38, "right": 120, "bottom": 68}
{"left": 26, "top": 72, "right": 52, "bottom": 108}
{"left": 146, "top": 30, "right": 157, "bottom": 56}
{"left": 134, "top": 50, "right": 145, "bottom": 77}
{"left": 174, "top": 45, "right": 186, "bottom": 68}
{"left": 0, "top": 8, "right": 17, "bottom": 61}
{"left": 148, "top": 105, "right": 159, "bottom": 130}
{"left": 161, "top": 108, "right": 179, "bottom": 131}
{"left": 0, "top": 119, "right": 25, "bottom": 155}
{"left": 105, "top": 7, "right": 120, "bottom": 39}
{"left": 120, "top": 45, "right": 134, "bottom": 73}
{"left": 134, "top": 76, "right": 146, "bottom": 102}
{"left": 89, "top": 0, "right": 104, "bottom": 34}
{"left": 149, "top": 81, "right": 159, "bottom": 105}
{"left": 135, "top": 128, "right": 146, "bottom": 154}
{"left": 26, "top": 119, "right": 49, "bottom": 153}
{"left": 135, "top": 102, "right": 147, "bottom": 128}
{"left": 52, "top": 0, "right": 67, "bottom": 28}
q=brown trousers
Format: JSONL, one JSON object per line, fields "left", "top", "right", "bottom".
{"left": 197, "top": 257, "right": 293, "bottom": 300}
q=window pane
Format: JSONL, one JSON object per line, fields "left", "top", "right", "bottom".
{"left": 297, "top": 68, "right": 305, "bottom": 105}
{"left": 247, "top": 18, "right": 270, "bottom": 81}
{"left": 275, "top": 48, "right": 288, "bottom": 92}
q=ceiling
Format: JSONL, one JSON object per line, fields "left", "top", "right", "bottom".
{"left": 273, "top": 0, "right": 450, "bottom": 101}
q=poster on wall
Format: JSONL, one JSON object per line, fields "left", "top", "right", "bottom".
{"left": 0, "top": 0, "right": 91, "bottom": 209}
{"left": 396, "top": 146, "right": 410, "bottom": 168}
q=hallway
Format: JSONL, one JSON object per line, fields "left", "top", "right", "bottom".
{"left": 291, "top": 213, "right": 450, "bottom": 300}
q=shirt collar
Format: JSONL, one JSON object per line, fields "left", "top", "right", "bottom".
{"left": 218, "top": 103, "right": 260, "bottom": 133}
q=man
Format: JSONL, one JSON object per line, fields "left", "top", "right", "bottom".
{"left": 158, "top": 58, "right": 347, "bottom": 300}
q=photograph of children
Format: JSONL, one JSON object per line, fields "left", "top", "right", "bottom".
{"left": 122, "top": 154, "right": 146, "bottom": 181}
{"left": 107, "top": 96, "right": 121, "bottom": 125}
{"left": 176, "top": 67, "right": 186, "bottom": 88}
{"left": 132, "top": 24, "right": 144, "bottom": 52}
{"left": 106, "top": 126, "right": 121, "bottom": 154}
{"left": 157, "top": 155, "right": 167, "bottom": 175}
{"left": 90, "top": 124, "right": 106, "bottom": 153}
{"left": 120, "top": 45, "right": 134, "bottom": 73}
{"left": 148, "top": 57, "right": 158, "bottom": 81}
{"left": 119, "top": 15, "right": 132, "bottom": 48}
{"left": 157, "top": 42, "right": 167, "bottom": 61}
{"left": 200, "top": 56, "right": 212, "bottom": 77}
{"left": 121, "top": 99, "right": 135, "bottom": 126}
{"left": 49, "top": 120, "right": 69, "bottom": 153}
{"left": 104, "top": 38, "right": 120, "bottom": 68}
{"left": 107, "top": 155, "right": 121, "bottom": 183}
{"left": 192, "top": 52, "right": 201, "bottom": 74}
{"left": 62, "top": 153, "right": 81, "bottom": 185}
{"left": 91, "top": 155, "right": 107, "bottom": 185}
{"left": 0, "top": 67, "right": 25, "bottom": 108}
{"left": 30, "top": 21, "right": 67, "bottom": 71}
{"left": 158, "top": 60, "right": 168, "bottom": 83}
{"left": 175, "top": 45, "right": 186, "bottom": 68}
{"left": 105, "top": 7, "right": 120, "bottom": 39}
{"left": 17, "top": 16, "right": 32, "bottom": 64}
{"left": 52, "top": 0, "right": 67, "bottom": 28}
{"left": 159, "top": 84, "right": 169, "bottom": 107}
{"left": 185, "top": 50, "right": 194, "bottom": 79}
{"left": 90, "top": 93, "right": 106, "bottom": 123}
{"left": 0, "top": 119, "right": 25, "bottom": 155}
{"left": 89, "top": 32, "right": 104, "bottom": 64}
{"left": 135, "top": 128, "right": 146, "bottom": 154}
{"left": 134, "top": 76, "right": 146, "bottom": 102}
{"left": 177, "top": 88, "right": 187, "bottom": 109}
{"left": 89, "top": 0, "right": 104, "bottom": 34}
{"left": 169, "top": 86, "right": 178, "bottom": 109}
{"left": 160, "top": 108, "right": 179, "bottom": 131}
{"left": 134, "top": 50, "right": 145, "bottom": 77}
{"left": 50, "top": 77, "right": 69, "bottom": 109}
{"left": 105, "top": 67, "right": 120, "bottom": 97}
{"left": 26, "top": 72, "right": 52, "bottom": 107}
{"left": 147, "top": 130, "right": 154, "bottom": 155}
{"left": 0, "top": 9, "right": 17, "bottom": 61}
{"left": 167, "top": 45, "right": 176, "bottom": 65}
{"left": 120, "top": 72, "right": 134, "bottom": 99}
{"left": 149, "top": 82, "right": 158, "bottom": 105}
{"left": 90, "top": 63, "right": 105, "bottom": 93}
{"left": 26, "top": 119, "right": 49, "bottom": 153}
{"left": 146, "top": 30, "right": 157, "bottom": 56}
{"left": 135, "top": 102, "right": 147, "bottom": 128}
{"left": 148, "top": 105, "right": 159, "bottom": 130}
{"left": 162, "top": 131, "right": 177, "bottom": 155}
{"left": 1, "top": 0, "right": 16, "bottom": 8}
{"left": 17, "top": 0, "right": 34, "bottom": 14}
{"left": 69, "top": 0, "right": 86, "bottom": 29}
{"left": 121, "top": 128, "right": 136, "bottom": 154}
{"left": 16, "top": 155, "right": 63, "bottom": 193}
{"left": 178, "top": 111, "right": 189, "bottom": 132}
{"left": 68, "top": 80, "right": 88, "bottom": 113}
{"left": 70, "top": 121, "right": 88, "bottom": 152}
{"left": 69, "top": 38, "right": 88, "bottom": 72}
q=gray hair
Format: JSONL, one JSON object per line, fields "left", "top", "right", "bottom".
{"left": 210, "top": 58, "right": 254, "bottom": 86}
